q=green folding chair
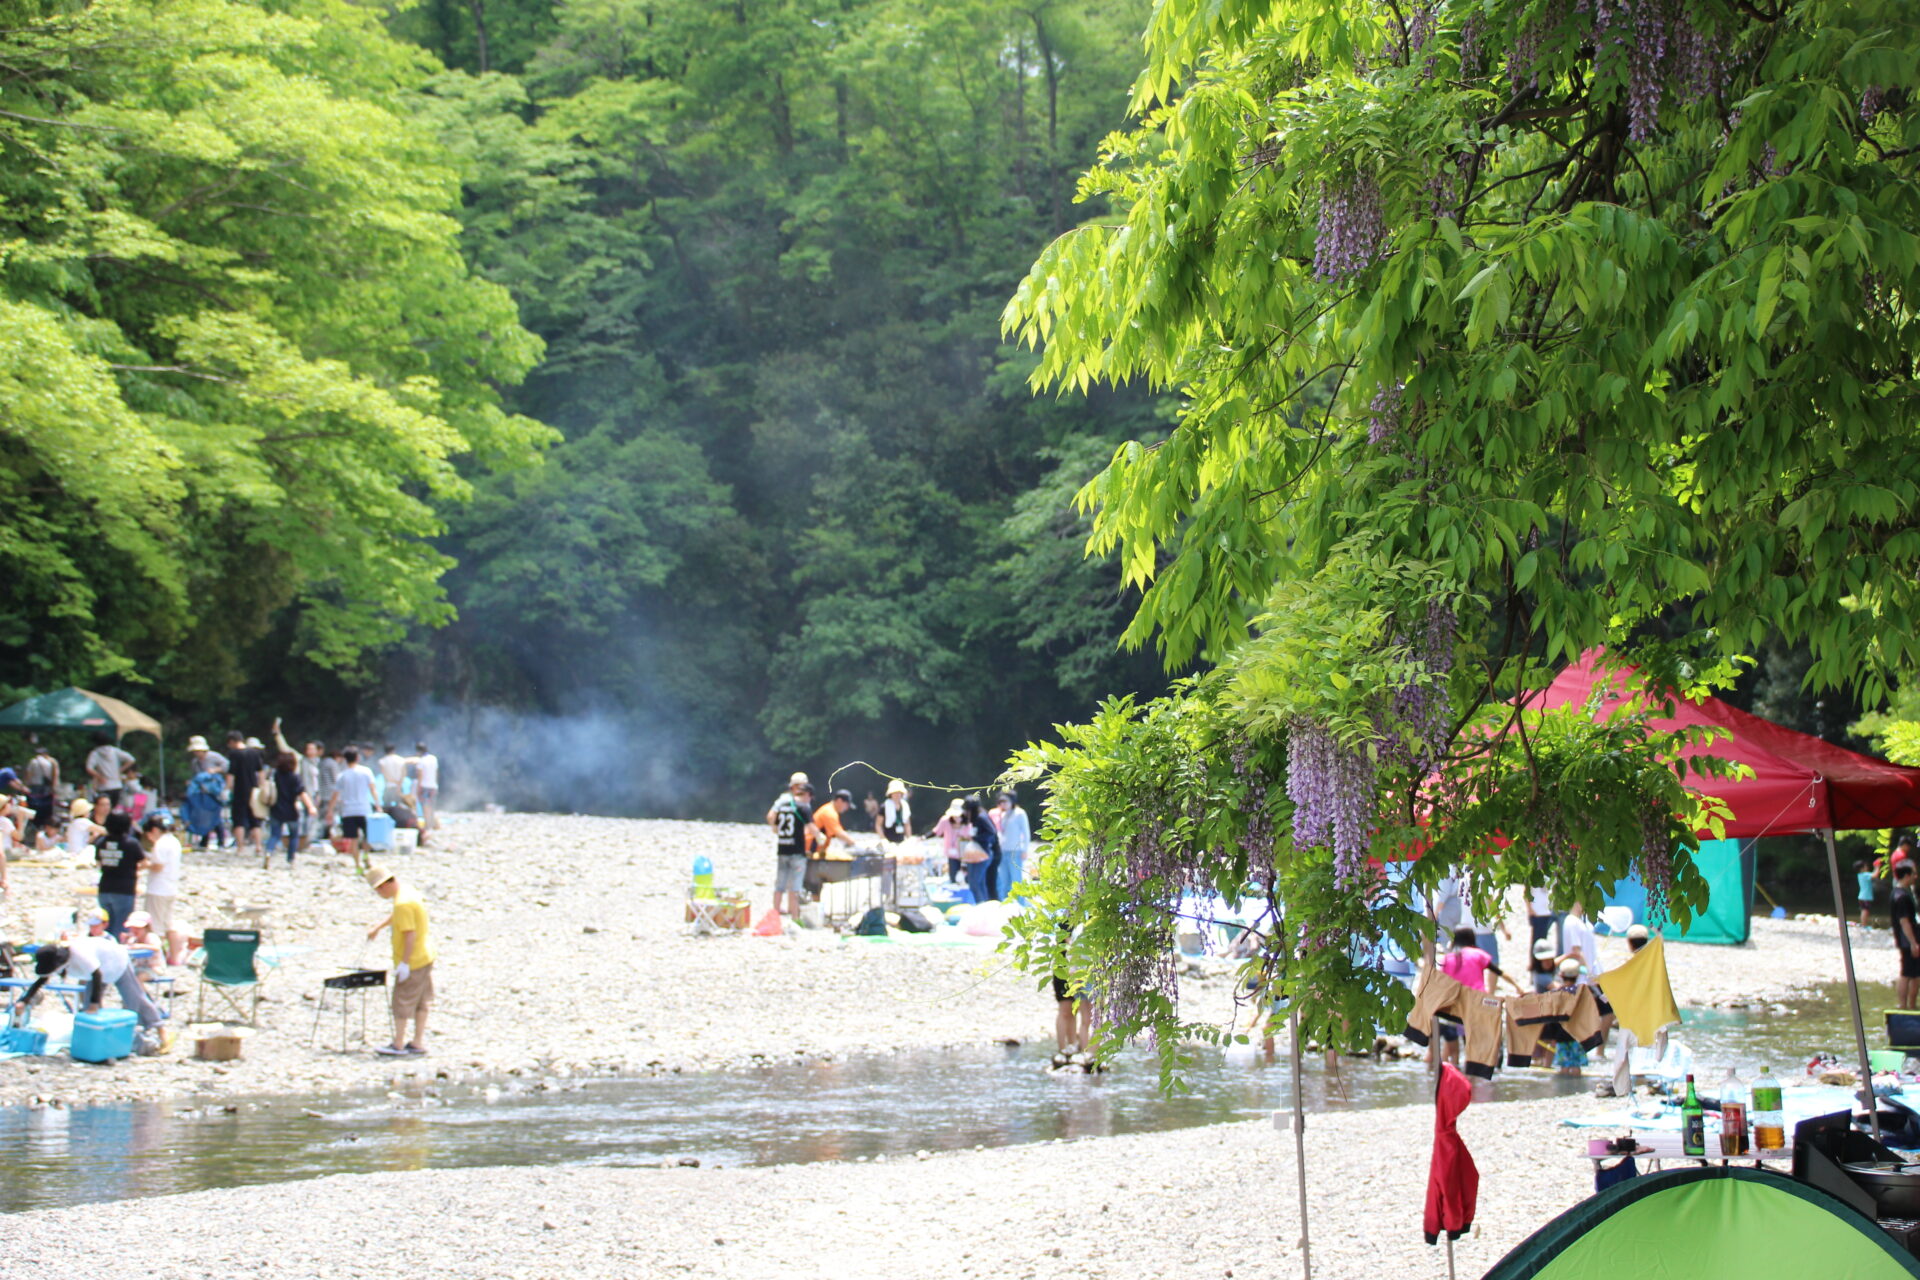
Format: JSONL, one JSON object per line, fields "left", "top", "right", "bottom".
{"left": 194, "top": 928, "right": 263, "bottom": 1025}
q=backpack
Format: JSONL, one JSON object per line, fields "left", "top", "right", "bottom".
{"left": 252, "top": 770, "right": 276, "bottom": 818}
{"left": 854, "top": 907, "right": 889, "bottom": 936}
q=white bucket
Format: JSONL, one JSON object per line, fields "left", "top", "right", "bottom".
{"left": 392, "top": 828, "right": 419, "bottom": 855}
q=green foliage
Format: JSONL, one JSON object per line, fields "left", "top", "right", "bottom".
{"left": 998, "top": 0, "right": 1920, "bottom": 1071}
{"left": 0, "top": 0, "right": 549, "bottom": 700}
{"left": 397, "top": 0, "right": 1173, "bottom": 804}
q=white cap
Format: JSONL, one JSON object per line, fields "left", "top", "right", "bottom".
{"left": 789, "top": 772, "right": 810, "bottom": 787}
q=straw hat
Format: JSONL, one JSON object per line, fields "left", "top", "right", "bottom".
{"left": 186, "top": 735, "right": 210, "bottom": 752}
{"left": 69, "top": 797, "right": 91, "bottom": 817}
{"left": 1557, "top": 958, "right": 1582, "bottom": 978}
{"left": 363, "top": 864, "right": 397, "bottom": 889}
{"left": 886, "top": 779, "right": 908, "bottom": 796}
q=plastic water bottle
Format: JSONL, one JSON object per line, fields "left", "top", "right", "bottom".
{"left": 1720, "top": 1068, "right": 1748, "bottom": 1156}
{"left": 1752, "top": 1065, "right": 1785, "bottom": 1153}
{"left": 692, "top": 855, "right": 715, "bottom": 899}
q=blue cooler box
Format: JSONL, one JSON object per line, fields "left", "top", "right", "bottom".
{"left": 366, "top": 812, "right": 395, "bottom": 851}
{"left": 71, "top": 1009, "right": 138, "bottom": 1063}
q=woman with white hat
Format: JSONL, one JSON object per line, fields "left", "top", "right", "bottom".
{"left": 878, "top": 780, "right": 912, "bottom": 844}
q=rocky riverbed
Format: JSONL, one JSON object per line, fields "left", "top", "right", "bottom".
{"left": 0, "top": 1090, "right": 1621, "bottom": 1280}
{"left": 0, "top": 812, "right": 1880, "bottom": 1108}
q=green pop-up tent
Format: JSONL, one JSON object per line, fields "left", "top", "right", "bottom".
{"left": 0, "top": 687, "right": 166, "bottom": 795}
{"left": 1483, "top": 1166, "right": 1920, "bottom": 1280}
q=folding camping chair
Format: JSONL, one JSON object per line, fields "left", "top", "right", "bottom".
{"left": 193, "top": 928, "right": 264, "bottom": 1025}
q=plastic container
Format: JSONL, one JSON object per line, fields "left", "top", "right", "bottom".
{"left": 392, "top": 828, "right": 419, "bottom": 855}
{"left": 70, "top": 1009, "right": 138, "bottom": 1063}
{"left": 1752, "top": 1065, "right": 1785, "bottom": 1152}
{"left": 365, "top": 812, "right": 395, "bottom": 851}
{"left": 692, "top": 855, "right": 715, "bottom": 900}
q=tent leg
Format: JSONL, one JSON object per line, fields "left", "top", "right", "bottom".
{"left": 1823, "top": 828, "right": 1881, "bottom": 1142}
{"left": 1289, "top": 1006, "right": 1311, "bottom": 1280}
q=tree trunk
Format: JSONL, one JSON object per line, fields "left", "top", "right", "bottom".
{"left": 1029, "top": 9, "right": 1062, "bottom": 232}
{"left": 467, "top": 0, "right": 490, "bottom": 74}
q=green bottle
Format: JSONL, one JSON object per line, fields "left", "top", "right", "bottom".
{"left": 1682, "top": 1073, "right": 1706, "bottom": 1157}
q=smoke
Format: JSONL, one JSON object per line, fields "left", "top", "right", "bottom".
{"left": 397, "top": 697, "right": 693, "bottom": 818}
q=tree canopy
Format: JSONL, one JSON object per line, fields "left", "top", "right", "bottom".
{"left": 1000, "top": 0, "right": 1920, "bottom": 1068}
{"left": 0, "top": 0, "right": 549, "bottom": 695}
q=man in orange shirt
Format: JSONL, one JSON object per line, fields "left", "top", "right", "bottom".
{"left": 812, "top": 789, "right": 858, "bottom": 855}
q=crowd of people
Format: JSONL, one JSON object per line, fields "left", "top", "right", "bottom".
{"left": 763, "top": 772, "right": 1033, "bottom": 923}
{"left": 0, "top": 722, "right": 445, "bottom": 1057}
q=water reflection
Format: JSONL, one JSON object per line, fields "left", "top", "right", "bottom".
{"left": 0, "top": 985, "right": 1879, "bottom": 1215}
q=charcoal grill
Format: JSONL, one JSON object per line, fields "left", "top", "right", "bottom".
{"left": 308, "top": 967, "right": 387, "bottom": 1051}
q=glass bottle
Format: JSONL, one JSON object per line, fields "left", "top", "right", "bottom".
{"left": 1682, "top": 1073, "right": 1706, "bottom": 1156}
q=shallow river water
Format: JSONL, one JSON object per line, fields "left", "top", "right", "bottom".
{"left": 0, "top": 981, "right": 1890, "bottom": 1214}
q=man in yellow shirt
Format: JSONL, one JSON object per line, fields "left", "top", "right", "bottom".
{"left": 365, "top": 864, "right": 434, "bottom": 1057}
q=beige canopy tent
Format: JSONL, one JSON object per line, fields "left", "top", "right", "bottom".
{"left": 0, "top": 687, "right": 166, "bottom": 794}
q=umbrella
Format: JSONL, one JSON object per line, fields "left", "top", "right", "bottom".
{"left": 0, "top": 687, "right": 167, "bottom": 797}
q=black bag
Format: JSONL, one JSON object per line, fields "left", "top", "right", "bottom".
{"left": 854, "top": 907, "right": 889, "bottom": 936}
{"left": 893, "top": 906, "right": 932, "bottom": 933}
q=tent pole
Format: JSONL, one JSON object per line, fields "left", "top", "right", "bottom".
{"left": 1289, "top": 1004, "right": 1311, "bottom": 1280}
{"left": 1823, "top": 827, "right": 1881, "bottom": 1142}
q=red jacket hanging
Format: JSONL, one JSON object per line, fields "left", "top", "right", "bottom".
{"left": 1424, "top": 1062, "right": 1479, "bottom": 1244}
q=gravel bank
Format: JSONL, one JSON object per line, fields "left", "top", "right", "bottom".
{"left": 0, "top": 813, "right": 1877, "bottom": 1107}
{"left": 1, "top": 1090, "right": 1615, "bottom": 1280}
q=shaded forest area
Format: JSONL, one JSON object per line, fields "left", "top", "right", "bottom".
{"left": 0, "top": 0, "right": 1170, "bottom": 816}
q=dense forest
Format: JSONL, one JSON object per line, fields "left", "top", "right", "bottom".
{"left": 0, "top": 0, "right": 1172, "bottom": 815}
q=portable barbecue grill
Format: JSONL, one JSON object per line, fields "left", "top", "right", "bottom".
{"left": 308, "top": 965, "right": 387, "bottom": 1051}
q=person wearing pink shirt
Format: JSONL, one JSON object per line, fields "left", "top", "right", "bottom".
{"left": 929, "top": 798, "right": 966, "bottom": 884}
{"left": 1434, "top": 926, "right": 1523, "bottom": 1069}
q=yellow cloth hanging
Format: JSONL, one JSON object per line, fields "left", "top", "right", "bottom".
{"left": 1595, "top": 934, "right": 1682, "bottom": 1041}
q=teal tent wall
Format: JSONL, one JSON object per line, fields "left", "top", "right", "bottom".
{"left": 1603, "top": 838, "right": 1754, "bottom": 946}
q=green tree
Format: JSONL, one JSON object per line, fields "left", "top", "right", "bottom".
{"left": 1001, "top": 0, "right": 1919, "bottom": 1065}
{"left": 0, "top": 0, "right": 549, "bottom": 701}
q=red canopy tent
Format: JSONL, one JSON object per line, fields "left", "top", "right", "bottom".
{"left": 1534, "top": 651, "right": 1920, "bottom": 837}
{"left": 1534, "top": 650, "right": 1920, "bottom": 1135}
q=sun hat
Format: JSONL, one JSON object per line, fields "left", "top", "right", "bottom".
{"left": 789, "top": 771, "right": 810, "bottom": 787}
{"left": 246, "top": 736, "right": 263, "bottom": 749}
{"left": 70, "top": 797, "right": 92, "bottom": 817}
{"left": 1532, "top": 938, "right": 1556, "bottom": 959}
{"left": 886, "top": 779, "right": 908, "bottom": 796}
{"left": 364, "top": 864, "right": 397, "bottom": 889}
{"left": 945, "top": 797, "right": 965, "bottom": 819}
{"left": 1557, "top": 958, "right": 1582, "bottom": 977}
{"left": 125, "top": 910, "right": 152, "bottom": 930}
{"left": 186, "top": 735, "right": 210, "bottom": 752}
{"left": 1625, "top": 923, "right": 1650, "bottom": 941}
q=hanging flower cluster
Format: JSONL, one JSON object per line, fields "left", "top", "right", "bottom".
{"left": 1500, "top": 0, "right": 1728, "bottom": 140}
{"left": 1367, "top": 382, "right": 1405, "bottom": 445}
{"left": 1314, "top": 176, "right": 1386, "bottom": 282}
{"left": 1287, "top": 599, "right": 1457, "bottom": 886}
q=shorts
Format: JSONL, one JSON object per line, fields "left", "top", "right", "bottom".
{"left": 340, "top": 815, "right": 368, "bottom": 838}
{"left": 1052, "top": 975, "right": 1075, "bottom": 1002}
{"left": 392, "top": 962, "right": 434, "bottom": 1018}
{"left": 419, "top": 787, "right": 438, "bottom": 803}
{"left": 144, "top": 894, "right": 176, "bottom": 935}
{"left": 774, "top": 852, "right": 806, "bottom": 894}
{"left": 230, "top": 794, "right": 260, "bottom": 831}
{"left": 1437, "top": 1017, "right": 1463, "bottom": 1042}
{"left": 1901, "top": 953, "right": 1920, "bottom": 980}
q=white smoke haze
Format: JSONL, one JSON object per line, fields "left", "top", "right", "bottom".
{"left": 397, "top": 698, "right": 690, "bottom": 818}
